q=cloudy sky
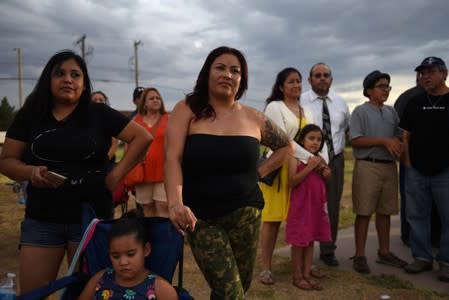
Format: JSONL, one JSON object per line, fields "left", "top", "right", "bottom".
{"left": 1, "top": 0, "right": 448, "bottom": 113}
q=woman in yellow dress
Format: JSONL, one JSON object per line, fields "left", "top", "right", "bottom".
{"left": 259, "top": 67, "right": 328, "bottom": 284}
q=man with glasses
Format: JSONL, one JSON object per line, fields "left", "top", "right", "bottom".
{"left": 400, "top": 56, "right": 449, "bottom": 282}
{"left": 301, "top": 63, "right": 350, "bottom": 266}
{"left": 349, "top": 70, "right": 407, "bottom": 274}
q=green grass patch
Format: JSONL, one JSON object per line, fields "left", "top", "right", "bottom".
{"left": 339, "top": 206, "right": 355, "bottom": 229}
{"left": 115, "top": 144, "right": 124, "bottom": 162}
{"left": 366, "top": 274, "right": 414, "bottom": 289}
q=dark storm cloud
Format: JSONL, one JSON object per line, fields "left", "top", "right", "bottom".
{"left": 1, "top": 0, "right": 448, "bottom": 111}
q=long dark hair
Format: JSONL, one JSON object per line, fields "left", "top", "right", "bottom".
{"left": 18, "top": 50, "right": 92, "bottom": 126}
{"left": 186, "top": 46, "right": 248, "bottom": 120}
{"left": 265, "top": 67, "right": 302, "bottom": 106}
{"left": 298, "top": 124, "right": 325, "bottom": 154}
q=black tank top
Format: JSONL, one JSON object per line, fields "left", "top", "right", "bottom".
{"left": 182, "top": 134, "right": 264, "bottom": 219}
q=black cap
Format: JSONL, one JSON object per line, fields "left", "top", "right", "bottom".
{"left": 133, "top": 86, "right": 145, "bottom": 101}
{"left": 415, "top": 56, "right": 447, "bottom": 72}
{"left": 363, "top": 70, "right": 390, "bottom": 97}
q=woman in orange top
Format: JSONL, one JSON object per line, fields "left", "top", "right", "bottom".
{"left": 133, "top": 87, "right": 169, "bottom": 217}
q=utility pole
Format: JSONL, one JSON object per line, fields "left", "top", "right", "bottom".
{"left": 76, "top": 34, "right": 86, "bottom": 61}
{"left": 13, "top": 48, "right": 23, "bottom": 107}
{"left": 134, "top": 40, "right": 142, "bottom": 87}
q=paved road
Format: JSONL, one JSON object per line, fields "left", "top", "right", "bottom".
{"left": 275, "top": 215, "right": 449, "bottom": 295}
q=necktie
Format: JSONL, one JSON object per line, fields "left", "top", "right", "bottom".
{"left": 321, "top": 97, "right": 334, "bottom": 161}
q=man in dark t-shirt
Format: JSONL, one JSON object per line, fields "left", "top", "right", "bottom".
{"left": 400, "top": 56, "right": 449, "bottom": 282}
{"left": 394, "top": 75, "right": 441, "bottom": 248}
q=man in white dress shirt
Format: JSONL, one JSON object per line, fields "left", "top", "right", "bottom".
{"left": 301, "top": 62, "right": 350, "bottom": 266}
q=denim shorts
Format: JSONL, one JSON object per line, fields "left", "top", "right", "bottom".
{"left": 20, "top": 218, "right": 81, "bottom": 248}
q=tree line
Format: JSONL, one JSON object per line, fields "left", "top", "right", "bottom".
{"left": 0, "top": 97, "right": 17, "bottom": 131}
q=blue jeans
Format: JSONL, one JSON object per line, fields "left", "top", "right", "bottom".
{"left": 405, "top": 166, "right": 449, "bottom": 264}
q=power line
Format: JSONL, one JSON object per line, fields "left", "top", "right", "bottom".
{"left": 0, "top": 77, "right": 37, "bottom": 81}
{"left": 0, "top": 76, "right": 267, "bottom": 102}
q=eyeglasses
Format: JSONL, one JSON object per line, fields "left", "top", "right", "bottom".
{"left": 374, "top": 84, "right": 392, "bottom": 91}
{"left": 312, "top": 73, "right": 331, "bottom": 79}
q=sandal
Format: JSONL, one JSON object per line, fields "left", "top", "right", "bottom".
{"left": 310, "top": 265, "right": 328, "bottom": 279}
{"left": 305, "top": 277, "right": 323, "bottom": 291}
{"left": 292, "top": 278, "right": 313, "bottom": 291}
{"left": 259, "top": 270, "right": 274, "bottom": 285}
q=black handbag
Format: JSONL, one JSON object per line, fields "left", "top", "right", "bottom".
{"left": 258, "top": 148, "right": 281, "bottom": 186}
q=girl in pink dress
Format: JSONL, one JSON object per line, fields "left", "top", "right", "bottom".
{"left": 286, "top": 124, "right": 332, "bottom": 291}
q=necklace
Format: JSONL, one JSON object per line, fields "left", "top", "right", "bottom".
{"left": 285, "top": 102, "right": 300, "bottom": 115}
{"left": 426, "top": 94, "right": 443, "bottom": 108}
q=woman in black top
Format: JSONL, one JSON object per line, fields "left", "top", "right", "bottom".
{"left": 0, "top": 50, "right": 151, "bottom": 295}
{"left": 164, "top": 46, "right": 294, "bottom": 299}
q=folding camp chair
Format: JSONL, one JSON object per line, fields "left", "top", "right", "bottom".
{"left": 17, "top": 204, "right": 193, "bottom": 300}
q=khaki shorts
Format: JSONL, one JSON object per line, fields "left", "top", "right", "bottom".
{"left": 135, "top": 182, "right": 167, "bottom": 204}
{"left": 352, "top": 160, "right": 399, "bottom": 216}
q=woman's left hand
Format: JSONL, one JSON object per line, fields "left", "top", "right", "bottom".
{"left": 168, "top": 204, "right": 197, "bottom": 235}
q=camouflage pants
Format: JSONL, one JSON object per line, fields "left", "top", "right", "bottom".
{"left": 187, "top": 207, "right": 261, "bottom": 300}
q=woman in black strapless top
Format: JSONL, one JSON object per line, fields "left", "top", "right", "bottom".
{"left": 165, "top": 46, "right": 294, "bottom": 299}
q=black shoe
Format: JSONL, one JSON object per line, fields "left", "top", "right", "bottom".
{"left": 376, "top": 251, "right": 408, "bottom": 268}
{"left": 320, "top": 254, "right": 339, "bottom": 266}
{"left": 351, "top": 256, "right": 371, "bottom": 274}
{"left": 404, "top": 259, "right": 433, "bottom": 274}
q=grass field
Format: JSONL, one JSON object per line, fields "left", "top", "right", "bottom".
{"left": 0, "top": 148, "right": 447, "bottom": 299}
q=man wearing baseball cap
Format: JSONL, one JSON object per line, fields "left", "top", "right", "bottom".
{"left": 400, "top": 56, "right": 449, "bottom": 282}
{"left": 129, "top": 86, "right": 145, "bottom": 120}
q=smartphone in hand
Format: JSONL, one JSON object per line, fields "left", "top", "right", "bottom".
{"left": 46, "top": 171, "right": 68, "bottom": 187}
